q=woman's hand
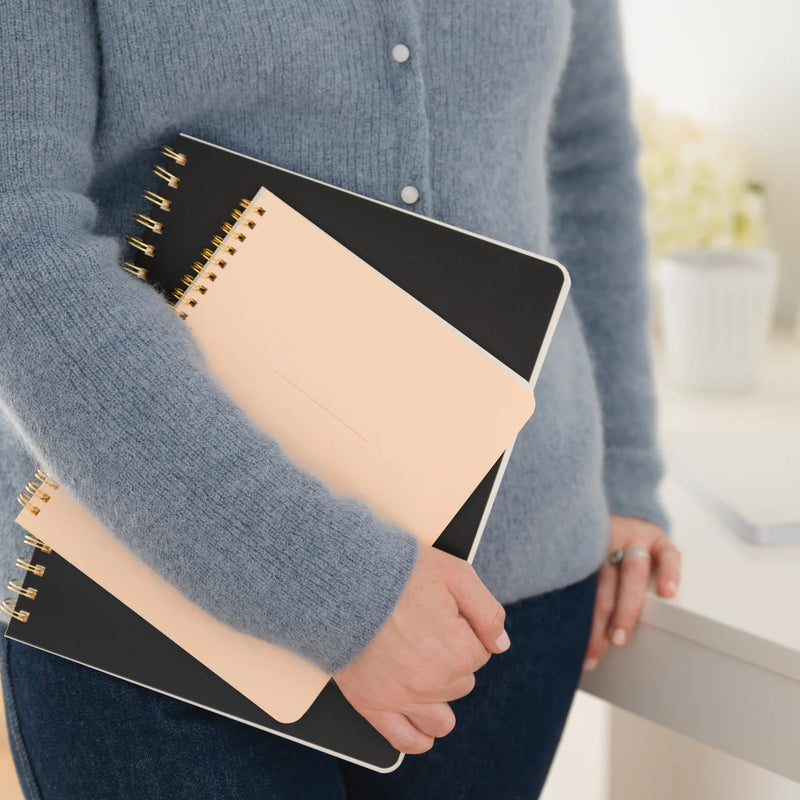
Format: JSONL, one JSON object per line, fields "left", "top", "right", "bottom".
{"left": 335, "top": 546, "right": 509, "bottom": 754}
{"left": 583, "top": 515, "right": 682, "bottom": 671}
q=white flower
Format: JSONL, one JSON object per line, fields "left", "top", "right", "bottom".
{"left": 634, "top": 98, "right": 768, "bottom": 266}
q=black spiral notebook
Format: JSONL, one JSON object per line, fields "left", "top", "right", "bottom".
{"left": 3, "top": 134, "right": 569, "bottom": 772}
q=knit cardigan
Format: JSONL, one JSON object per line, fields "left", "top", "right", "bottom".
{"left": 0, "top": 0, "right": 667, "bottom": 675}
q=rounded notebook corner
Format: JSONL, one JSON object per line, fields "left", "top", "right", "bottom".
{"left": 517, "top": 382, "right": 536, "bottom": 416}
{"left": 551, "top": 256, "right": 571, "bottom": 290}
{"left": 374, "top": 751, "right": 405, "bottom": 773}
{"left": 270, "top": 703, "right": 312, "bottom": 725}
{"left": 268, "top": 672, "right": 333, "bottom": 724}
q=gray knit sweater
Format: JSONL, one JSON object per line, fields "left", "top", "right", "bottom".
{"left": 0, "top": 0, "right": 667, "bottom": 675}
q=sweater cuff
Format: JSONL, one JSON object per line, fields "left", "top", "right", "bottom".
{"left": 603, "top": 446, "right": 670, "bottom": 534}
{"left": 303, "top": 514, "right": 420, "bottom": 675}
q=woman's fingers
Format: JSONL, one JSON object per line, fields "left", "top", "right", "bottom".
{"left": 651, "top": 536, "right": 682, "bottom": 597}
{"left": 444, "top": 671, "right": 477, "bottom": 702}
{"left": 606, "top": 547, "right": 652, "bottom": 646}
{"left": 585, "top": 518, "right": 683, "bottom": 672}
{"left": 357, "top": 702, "right": 458, "bottom": 754}
{"left": 406, "top": 702, "right": 457, "bottom": 740}
{"left": 583, "top": 558, "right": 618, "bottom": 669}
{"left": 368, "top": 710, "right": 435, "bottom": 754}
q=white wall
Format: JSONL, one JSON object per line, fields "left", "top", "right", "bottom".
{"left": 620, "top": 0, "right": 800, "bottom": 323}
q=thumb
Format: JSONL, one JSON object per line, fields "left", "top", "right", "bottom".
{"left": 449, "top": 567, "right": 509, "bottom": 654}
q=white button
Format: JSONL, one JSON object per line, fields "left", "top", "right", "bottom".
{"left": 391, "top": 43, "right": 411, "bottom": 63}
{"left": 400, "top": 184, "right": 419, "bottom": 204}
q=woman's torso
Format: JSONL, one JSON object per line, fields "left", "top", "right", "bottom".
{"left": 0, "top": 0, "right": 608, "bottom": 603}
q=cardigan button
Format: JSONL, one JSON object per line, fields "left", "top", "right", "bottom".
{"left": 400, "top": 185, "right": 419, "bottom": 204}
{"left": 391, "top": 43, "right": 411, "bottom": 63}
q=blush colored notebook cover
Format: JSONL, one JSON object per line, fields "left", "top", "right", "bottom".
{"left": 5, "top": 135, "right": 569, "bottom": 772}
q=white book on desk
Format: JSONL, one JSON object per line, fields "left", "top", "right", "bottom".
{"left": 667, "top": 430, "right": 800, "bottom": 545}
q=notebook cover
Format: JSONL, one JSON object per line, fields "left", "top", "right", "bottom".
{"left": 6, "top": 135, "right": 569, "bottom": 771}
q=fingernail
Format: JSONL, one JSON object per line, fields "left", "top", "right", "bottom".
{"left": 666, "top": 580, "right": 678, "bottom": 595}
{"left": 584, "top": 658, "right": 598, "bottom": 671}
{"left": 495, "top": 630, "right": 511, "bottom": 652}
{"left": 611, "top": 628, "right": 627, "bottom": 646}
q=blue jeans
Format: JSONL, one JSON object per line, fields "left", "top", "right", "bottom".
{"left": 1, "top": 568, "right": 598, "bottom": 800}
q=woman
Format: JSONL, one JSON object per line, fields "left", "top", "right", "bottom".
{"left": 0, "top": 1, "right": 681, "bottom": 797}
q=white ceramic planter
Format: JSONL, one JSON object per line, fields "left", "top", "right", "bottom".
{"left": 657, "top": 248, "right": 779, "bottom": 390}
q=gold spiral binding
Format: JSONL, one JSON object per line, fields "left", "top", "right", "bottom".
{"left": 133, "top": 212, "right": 164, "bottom": 234}
{"left": 7, "top": 578, "right": 37, "bottom": 600}
{"left": 17, "top": 468, "right": 56, "bottom": 516}
{"left": 239, "top": 198, "right": 265, "bottom": 216}
{"left": 171, "top": 197, "right": 263, "bottom": 320}
{"left": 22, "top": 482, "right": 50, "bottom": 503}
{"left": 123, "top": 261, "right": 149, "bottom": 279}
{"left": 16, "top": 493, "right": 40, "bottom": 515}
{"left": 3, "top": 468, "right": 58, "bottom": 623}
{"left": 125, "top": 235, "right": 156, "bottom": 257}
{"left": 219, "top": 222, "right": 248, "bottom": 241}
{"left": 15, "top": 558, "right": 45, "bottom": 577}
{"left": 142, "top": 189, "right": 172, "bottom": 212}
{"left": 210, "top": 236, "right": 240, "bottom": 253}
{"left": 231, "top": 207, "right": 259, "bottom": 226}
{"left": 2, "top": 599, "right": 29, "bottom": 623}
{"left": 23, "top": 534, "right": 52, "bottom": 554}
{"left": 191, "top": 264, "right": 218, "bottom": 282}
{"left": 34, "top": 467, "right": 58, "bottom": 487}
{"left": 161, "top": 145, "right": 187, "bottom": 165}
{"left": 123, "top": 142, "right": 188, "bottom": 280}
{"left": 181, "top": 272, "right": 208, "bottom": 288}
{"left": 153, "top": 164, "right": 180, "bottom": 188}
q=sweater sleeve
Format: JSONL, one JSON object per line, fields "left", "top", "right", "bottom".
{"left": 545, "top": 0, "right": 669, "bottom": 532}
{"left": 0, "top": 2, "right": 418, "bottom": 675}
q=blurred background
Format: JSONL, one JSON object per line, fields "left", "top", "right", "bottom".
{"left": 626, "top": 0, "right": 799, "bottom": 324}
{"left": 543, "top": 1, "right": 800, "bottom": 798}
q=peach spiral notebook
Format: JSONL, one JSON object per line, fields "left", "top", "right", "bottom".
{"left": 10, "top": 186, "right": 535, "bottom": 724}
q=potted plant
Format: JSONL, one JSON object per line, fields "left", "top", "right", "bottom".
{"left": 636, "top": 100, "right": 778, "bottom": 390}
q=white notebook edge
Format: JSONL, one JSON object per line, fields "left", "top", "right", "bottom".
{"left": 1, "top": 636, "right": 403, "bottom": 773}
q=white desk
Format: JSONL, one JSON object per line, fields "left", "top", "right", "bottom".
{"left": 579, "top": 334, "right": 800, "bottom": 783}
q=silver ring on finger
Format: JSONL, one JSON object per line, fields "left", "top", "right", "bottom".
{"left": 608, "top": 546, "right": 651, "bottom": 567}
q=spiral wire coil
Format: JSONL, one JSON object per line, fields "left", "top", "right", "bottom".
{"left": 122, "top": 144, "right": 189, "bottom": 281}
{"left": 121, "top": 144, "right": 265, "bottom": 315}
{"left": 3, "top": 469, "right": 58, "bottom": 622}
{"left": 171, "top": 197, "right": 264, "bottom": 320}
